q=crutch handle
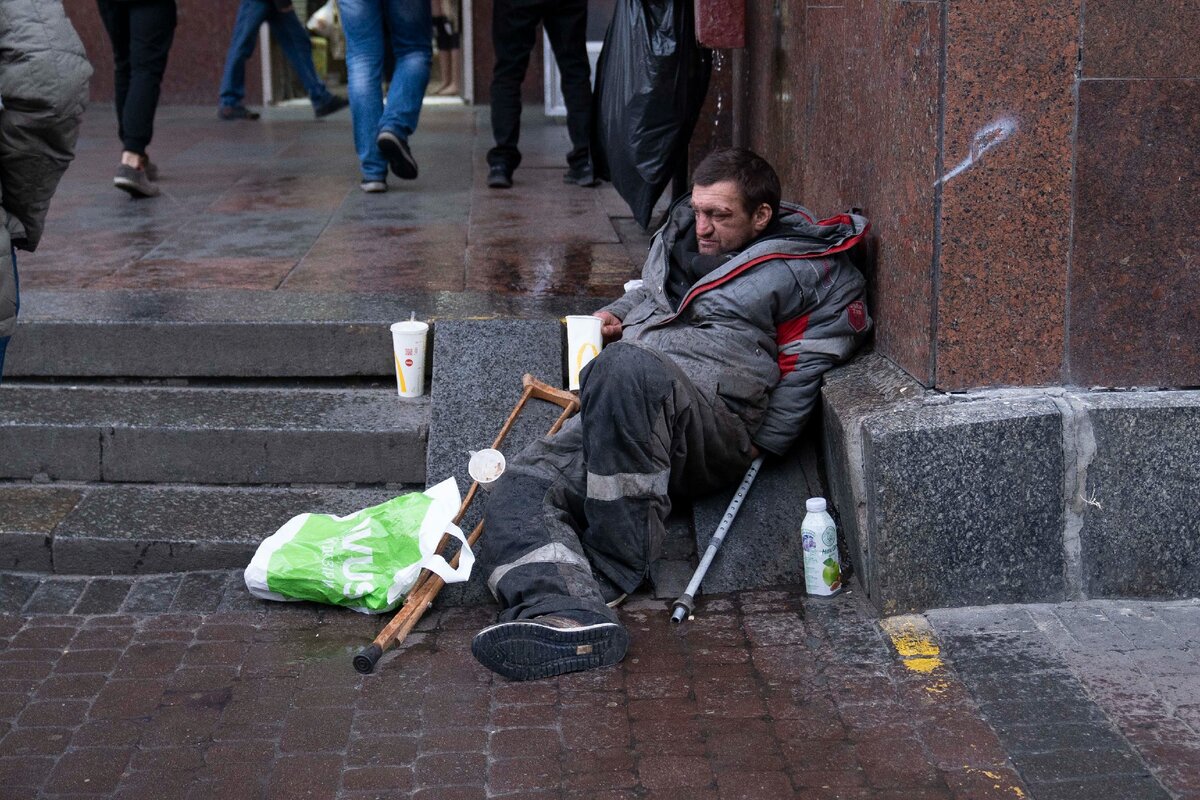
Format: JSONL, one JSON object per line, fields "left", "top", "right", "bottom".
{"left": 522, "top": 373, "right": 579, "bottom": 411}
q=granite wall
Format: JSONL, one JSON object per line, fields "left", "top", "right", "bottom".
{"left": 697, "top": 0, "right": 1199, "bottom": 392}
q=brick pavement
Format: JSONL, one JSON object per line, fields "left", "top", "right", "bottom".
{"left": 5, "top": 572, "right": 1195, "bottom": 799}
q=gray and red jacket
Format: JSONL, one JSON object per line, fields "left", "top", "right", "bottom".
{"left": 600, "top": 197, "right": 871, "bottom": 456}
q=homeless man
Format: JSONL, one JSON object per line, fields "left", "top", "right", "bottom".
{"left": 471, "top": 148, "right": 872, "bottom": 681}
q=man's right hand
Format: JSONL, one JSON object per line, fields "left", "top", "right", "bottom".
{"left": 594, "top": 311, "right": 623, "bottom": 343}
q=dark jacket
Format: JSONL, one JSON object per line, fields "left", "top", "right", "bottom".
{"left": 601, "top": 197, "right": 872, "bottom": 455}
{"left": 0, "top": 0, "right": 91, "bottom": 340}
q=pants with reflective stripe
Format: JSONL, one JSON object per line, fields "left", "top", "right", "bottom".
{"left": 480, "top": 342, "right": 753, "bottom": 625}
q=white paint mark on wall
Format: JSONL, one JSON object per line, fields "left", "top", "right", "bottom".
{"left": 936, "top": 117, "right": 1018, "bottom": 185}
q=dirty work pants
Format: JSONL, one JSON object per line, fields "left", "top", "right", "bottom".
{"left": 487, "top": 0, "right": 592, "bottom": 172}
{"left": 97, "top": 0, "right": 177, "bottom": 155}
{"left": 480, "top": 342, "right": 753, "bottom": 626}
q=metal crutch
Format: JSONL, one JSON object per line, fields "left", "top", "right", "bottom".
{"left": 670, "top": 455, "right": 766, "bottom": 624}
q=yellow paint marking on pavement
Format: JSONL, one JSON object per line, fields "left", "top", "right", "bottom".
{"left": 962, "top": 767, "right": 1027, "bottom": 797}
{"left": 880, "top": 614, "right": 944, "bottom": 673}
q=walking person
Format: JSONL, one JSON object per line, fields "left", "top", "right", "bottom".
{"left": 339, "top": 0, "right": 433, "bottom": 193}
{"left": 218, "top": 0, "right": 349, "bottom": 121}
{"left": 486, "top": 0, "right": 595, "bottom": 189}
{"left": 0, "top": 0, "right": 91, "bottom": 381}
{"left": 96, "top": 0, "right": 176, "bottom": 198}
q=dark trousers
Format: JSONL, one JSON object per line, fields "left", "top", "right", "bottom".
{"left": 97, "top": 0, "right": 177, "bottom": 155}
{"left": 488, "top": 0, "right": 591, "bottom": 172}
{"left": 0, "top": 248, "right": 16, "bottom": 385}
{"left": 479, "top": 343, "right": 753, "bottom": 626}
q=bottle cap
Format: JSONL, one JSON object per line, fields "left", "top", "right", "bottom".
{"left": 805, "top": 497, "right": 827, "bottom": 513}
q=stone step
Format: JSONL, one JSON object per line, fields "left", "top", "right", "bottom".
{"left": 0, "top": 482, "right": 416, "bottom": 575}
{"left": 7, "top": 289, "right": 592, "bottom": 378}
{"left": 0, "top": 383, "right": 427, "bottom": 485}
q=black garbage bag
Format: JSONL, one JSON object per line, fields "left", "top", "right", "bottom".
{"left": 592, "top": 0, "right": 712, "bottom": 229}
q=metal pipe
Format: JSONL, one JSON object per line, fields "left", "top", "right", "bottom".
{"left": 671, "top": 455, "right": 765, "bottom": 624}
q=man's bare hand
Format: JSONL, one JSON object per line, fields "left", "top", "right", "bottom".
{"left": 749, "top": 445, "right": 761, "bottom": 460}
{"left": 594, "top": 311, "right": 623, "bottom": 343}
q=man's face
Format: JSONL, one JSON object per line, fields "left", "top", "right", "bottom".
{"left": 691, "top": 180, "right": 772, "bottom": 256}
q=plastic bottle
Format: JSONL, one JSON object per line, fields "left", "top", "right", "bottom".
{"left": 801, "top": 497, "right": 843, "bottom": 597}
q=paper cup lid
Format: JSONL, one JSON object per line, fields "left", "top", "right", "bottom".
{"left": 468, "top": 449, "right": 506, "bottom": 483}
{"left": 391, "top": 320, "right": 429, "bottom": 334}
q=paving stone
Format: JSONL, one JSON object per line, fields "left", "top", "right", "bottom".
{"left": 0, "top": 574, "right": 41, "bottom": 612}
{"left": 73, "top": 578, "right": 134, "bottom": 615}
{"left": 120, "top": 575, "right": 184, "bottom": 612}
{"left": 21, "top": 578, "right": 87, "bottom": 614}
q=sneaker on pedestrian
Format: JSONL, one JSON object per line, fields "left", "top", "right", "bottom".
{"left": 218, "top": 104, "right": 259, "bottom": 121}
{"left": 487, "top": 164, "right": 513, "bottom": 189}
{"left": 376, "top": 130, "right": 418, "bottom": 180}
{"left": 113, "top": 164, "right": 160, "bottom": 198}
{"left": 360, "top": 179, "right": 388, "bottom": 193}
{"left": 142, "top": 158, "right": 159, "bottom": 182}
{"left": 314, "top": 94, "right": 349, "bottom": 119}
{"left": 563, "top": 164, "right": 599, "bottom": 187}
{"left": 471, "top": 615, "right": 629, "bottom": 681}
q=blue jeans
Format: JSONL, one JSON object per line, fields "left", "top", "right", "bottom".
{"left": 218, "top": 0, "right": 332, "bottom": 108}
{"left": 0, "top": 248, "right": 18, "bottom": 385}
{"left": 339, "top": 0, "right": 432, "bottom": 180}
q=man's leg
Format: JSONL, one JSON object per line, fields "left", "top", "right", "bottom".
{"left": 0, "top": 247, "right": 17, "bottom": 385}
{"left": 338, "top": 0, "right": 388, "bottom": 181}
{"left": 122, "top": 0, "right": 176, "bottom": 155}
{"left": 473, "top": 418, "right": 628, "bottom": 681}
{"left": 486, "top": 0, "right": 540, "bottom": 174}
{"left": 379, "top": 0, "right": 433, "bottom": 139}
{"left": 267, "top": 6, "right": 335, "bottom": 107}
{"left": 96, "top": 0, "right": 132, "bottom": 147}
{"left": 218, "top": 0, "right": 269, "bottom": 109}
{"left": 577, "top": 343, "right": 755, "bottom": 594}
{"left": 542, "top": 0, "right": 592, "bottom": 172}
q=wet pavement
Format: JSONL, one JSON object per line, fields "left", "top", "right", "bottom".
{"left": 2, "top": 571, "right": 1199, "bottom": 799}
{"left": 21, "top": 104, "right": 647, "bottom": 301}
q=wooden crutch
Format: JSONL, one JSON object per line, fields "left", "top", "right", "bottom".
{"left": 353, "top": 374, "right": 579, "bottom": 674}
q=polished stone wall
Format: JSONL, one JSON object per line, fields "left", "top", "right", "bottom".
{"left": 66, "top": 0, "right": 262, "bottom": 106}
{"left": 710, "top": 0, "right": 1199, "bottom": 391}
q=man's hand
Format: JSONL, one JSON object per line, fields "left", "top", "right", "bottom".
{"left": 594, "top": 311, "right": 622, "bottom": 343}
{"left": 749, "top": 445, "right": 761, "bottom": 460}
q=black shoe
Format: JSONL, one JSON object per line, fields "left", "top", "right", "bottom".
{"left": 487, "top": 164, "right": 513, "bottom": 189}
{"left": 218, "top": 105, "right": 259, "bottom": 121}
{"left": 594, "top": 571, "right": 630, "bottom": 609}
{"left": 314, "top": 94, "right": 349, "bottom": 118}
{"left": 142, "top": 158, "right": 158, "bottom": 182}
{"left": 563, "top": 164, "right": 599, "bottom": 187}
{"left": 471, "top": 616, "right": 629, "bottom": 681}
{"left": 376, "top": 130, "right": 418, "bottom": 180}
{"left": 113, "top": 164, "right": 160, "bottom": 198}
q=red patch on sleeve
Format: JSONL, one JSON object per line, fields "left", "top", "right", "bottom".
{"left": 847, "top": 300, "right": 867, "bottom": 332}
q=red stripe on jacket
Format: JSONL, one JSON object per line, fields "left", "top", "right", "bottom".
{"left": 776, "top": 314, "right": 810, "bottom": 375}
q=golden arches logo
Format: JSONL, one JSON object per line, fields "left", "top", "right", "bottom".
{"left": 395, "top": 355, "right": 407, "bottom": 393}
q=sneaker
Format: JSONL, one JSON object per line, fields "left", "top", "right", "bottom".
{"left": 142, "top": 158, "right": 158, "bottom": 182}
{"left": 472, "top": 616, "right": 629, "bottom": 681}
{"left": 314, "top": 94, "right": 349, "bottom": 118}
{"left": 360, "top": 179, "right": 388, "bottom": 193}
{"left": 376, "top": 130, "right": 418, "bottom": 180}
{"left": 563, "top": 164, "right": 599, "bottom": 187}
{"left": 487, "top": 164, "right": 513, "bottom": 189}
{"left": 218, "top": 104, "right": 259, "bottom": 121}
{"left": 594, "top": 571, "right": 629, "bottom": 609}
{"left": 113, "top": 164, "right": 160, "bottom": 198}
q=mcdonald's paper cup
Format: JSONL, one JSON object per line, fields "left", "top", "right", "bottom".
{"left": 565, "top": 315, "right": 603, "bottom": 391}
{"left": 390, "top": 320, "right": 429, "bottom": 398}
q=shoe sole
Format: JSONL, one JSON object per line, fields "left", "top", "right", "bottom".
{"left": 487, "top": 177, "right": 512, "bottom": 189}
{"left": 472, "top": 620, "right": 628, "bottom": 681}
{"left": 563, "top": 175, "right": 599, "bottom": 187}
{"left": 113, "top": 177, "right": 159, "bottom": 198}
{"left": 377, "top": 132, "right": 418, "bottom": 180}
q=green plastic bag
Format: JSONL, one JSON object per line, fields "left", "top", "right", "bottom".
{"left": 244, "top": 478, "right": 472, "bottom": 614}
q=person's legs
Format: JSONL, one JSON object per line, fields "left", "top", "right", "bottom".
{"left": 218, "top": 0, "right": 270, "bottom": 109}
{"left": 379, "top": 0, "right": 432, "bottom": 138}
{"left": 122, "top": 0, "right": 177, "bottom": 156}
{"left": 542, "top": 0, "right": 592, "bottom": 171}
{"left": 96, "top": 0, "right": 132, "bottom": 146}
{"left": 338, "top": 0, "right": 387, "bottom": 180}
{"left": 267, "top": 5, "right": 334, "bottom": 105}
{"left": 577, "top": 343, "right": 754, "bottom": 594}
{"left": 487, "top": 0, "right": 541, "bottom": 173}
